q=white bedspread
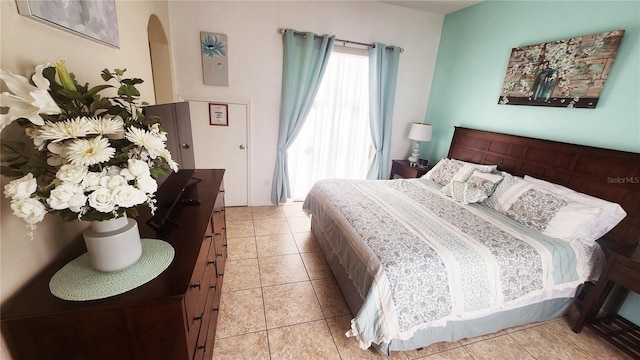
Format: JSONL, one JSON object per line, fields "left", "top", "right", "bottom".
{"left": 303, "top": 178, "right": 602, "bottom": 350}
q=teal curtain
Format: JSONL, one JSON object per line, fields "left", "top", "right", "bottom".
{"left": 271, "top": 29, "right": 335, "bottom": 204}
{"left": 367, "top": 43, "right": 401, "bottom": 180}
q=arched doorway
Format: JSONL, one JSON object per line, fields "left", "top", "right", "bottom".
{"left": 147, "top": 15, "right": 175, "bottom": 104}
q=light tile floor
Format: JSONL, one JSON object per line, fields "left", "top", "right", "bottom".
{"left": 213, "top": 204, "right": 631, "bottom": 359}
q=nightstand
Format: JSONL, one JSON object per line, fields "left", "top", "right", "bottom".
{"left": 571, "top": 245, "right": 640, "bottom": 359}
{"left": 390, "top": 160, "right": 431, "bottom": 179}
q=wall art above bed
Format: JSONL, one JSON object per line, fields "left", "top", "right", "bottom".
{"left": 498, "top": 30, "right": 624, "bottom": 109}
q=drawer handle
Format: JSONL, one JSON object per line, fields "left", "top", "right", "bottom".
{"left": 212, "top": 307, "right": 219, "bottom": 312}
{"left": 210, "top": 284, "right": 217, "bottom": 290}
{"left": 214, "top": 232, "right": 222, "bottom": 236}
{"left": 223, "top": 244, "right": 228, "bottom": 248}
{"left": 217, "top": 253, "right": 223, "bottom": 257}
{"left": 194, "top": 314, "right": 202, "bottom": 321}
{"left": 197, "top": 344, "right": 206, "bottom": 351}
{"left": 207, "top": 260, "right": 216, "bottom": 265}
{"left": 205, "top": 234, "right": 213, "bottom": 239}
{"left": 219, "top": 189, "right": 225, "bottom": 193}
{"left": 190, "top": 282, "right": 201, "bottom": 289}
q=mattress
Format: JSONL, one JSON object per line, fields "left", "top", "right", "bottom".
{"left": 303, "top": 177, "right": 603, "bottom": 354}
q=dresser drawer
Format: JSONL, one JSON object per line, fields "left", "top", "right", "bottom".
{"left": 200, "top": 285, "right": 222, "bottom": 360}
{"left": 193, "top": 282, "right": 219, "bottom": 360}
{"left": 215, "top": 184, "right": 225, "bottom": 209}
{"left": 184, "top": 227, "right": 213, "bottom": 332}
{"left": 213, "top": 228, "right": 227, "bottom": 278}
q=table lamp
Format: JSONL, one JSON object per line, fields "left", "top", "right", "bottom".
{"left": 407, "top": 122, "right": 432, "bottom": 164}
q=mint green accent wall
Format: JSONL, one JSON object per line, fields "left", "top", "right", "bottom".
{"left": 423, "top": 0, "right": 639, "bottom": 325}
{"left": 423, "top": 0, "right": 639, "bottom": 160}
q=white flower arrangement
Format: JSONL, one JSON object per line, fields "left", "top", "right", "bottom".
{"left": 1, "top": 62, "right": 178, "bottom": 238}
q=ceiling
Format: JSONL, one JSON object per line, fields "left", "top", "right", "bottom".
{"left": 381, "top": 0, "right": 482, "bottom": 15}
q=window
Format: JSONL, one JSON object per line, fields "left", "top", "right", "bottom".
{"left": 288, "top": 47, "right": 371, "bottom": 200}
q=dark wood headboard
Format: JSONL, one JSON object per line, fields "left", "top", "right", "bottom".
{"left": 447, "top": 127, "right": 640, "bottom": 247}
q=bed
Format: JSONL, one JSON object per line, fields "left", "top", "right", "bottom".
{"left": 302, "top": 127, "right": 640, "bottom": 355}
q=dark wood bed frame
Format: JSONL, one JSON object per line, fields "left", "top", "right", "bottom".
{"left": 448, "top": 127, "right": 640, "bottom": 248}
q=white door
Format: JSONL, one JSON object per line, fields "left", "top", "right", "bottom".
{"left": 188, "top": 101, "right": 248, "bottom": 206}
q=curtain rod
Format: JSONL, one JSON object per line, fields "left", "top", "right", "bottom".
{"left": 278, "top": 28, "right": 404, "bottom": 53}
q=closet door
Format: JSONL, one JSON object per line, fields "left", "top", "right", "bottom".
{"left": 144, "top": 102, "right": 196, "bottom": 169}
{"left": 188, "top": 101, "right": 248, "bottom": 207}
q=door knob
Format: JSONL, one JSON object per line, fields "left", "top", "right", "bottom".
{"left": 181, "top": 144, "right": 190, "bottom": 149}
{"left": 239, "top": 144, "right": 246, "bottom": 150}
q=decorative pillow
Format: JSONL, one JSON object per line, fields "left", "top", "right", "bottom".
{"left": 444, "top": 181, "right": 490, "bottom": 205}
{"left": 465, "top": 171, "right": 504, "bottom": 197}
{"left": 523, "top": 175, "right": 627, "bottom": 244}
{"left": 483, "top": 172, "right": 524, "bottom": 211}
{"left": 505, "top": 188, "right": 568, "bottom": 232}
{"left": 424, "top": 158, "right": 497, "bottom": 186}
{"left": 422, "top": 158, "right": 448, "bottom": 180}
{"left": 425, "top": 159, "right": 465, "bottom": 185}
{"left": 485, "top": 174, "right": 607, "bottom": 243}
{"left": 441, "top": 170, "right": 504, "bottom": 204}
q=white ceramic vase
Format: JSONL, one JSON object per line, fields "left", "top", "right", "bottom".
{"left": 83, "top": 215, "right": 142, "bottom": 272}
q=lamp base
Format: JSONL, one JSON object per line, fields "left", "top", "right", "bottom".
{"left": 407, "top": 141, "right": 420, "bottom": 164}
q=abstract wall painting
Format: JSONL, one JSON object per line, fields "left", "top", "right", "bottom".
{"left": 498, "top": 30, "right": 624, "bottom": 109}
{"left": 16, "top": 0, "right": 119, "bottom": 48}
{"left": 201, "top": 32, "right": 229, "bottom": 86}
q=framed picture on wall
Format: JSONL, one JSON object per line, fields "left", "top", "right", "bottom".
{"left": 16, "top": 0, "right": 120, "bottom": 48}
{"left": 201, "top": 32, "right": 229, "bottom": 86}
{"left": 209, "top": 103, "right": 228, "bottom": 126}
{"left": 498, "top": 30, "right": 624, "bottom": 109}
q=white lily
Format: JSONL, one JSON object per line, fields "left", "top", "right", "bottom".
{"left": 0, "top": 64, "right": 61, "bottom": 132}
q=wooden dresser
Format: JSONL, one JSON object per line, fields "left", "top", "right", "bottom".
{"left": 1, "top": 169, "right": 227, "bottom": 360}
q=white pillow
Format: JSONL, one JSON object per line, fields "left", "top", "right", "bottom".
{"left": 523, "top": 176, "right": 627, "bottom": 243}
{"left": 484, "top": 172, "right": 606, "bottom": 244}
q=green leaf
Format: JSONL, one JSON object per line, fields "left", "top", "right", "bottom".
{"left": 5, "top": 159, "right": 29, "bottom": 168}
{"left": 118, "top": 84, "right": 140, "bottom": 97}
{"left": 42, "top": 66, "right": 58, "bottom": 85}
{"left": 114, "top": 68, "right": 126, "bottom": 76}
{"left": 59, "top": 209, "right": 78, "bottom": 222}
{"left": 150, "top": 166, "right": 170, "bottom": 179}
{"left": 122, "top": 78, "right": 144, "bottom": 86}
{"left": 0, "top": 166, "right": 25, "bottom": 177}
{"left": 126, "top": 207, "right": 139, "bottom": 218}
{"left": 101, "top": 69, "right": 114, "bottom": 81}
{"left": 58, "top": 88, "right": 84, "bottom": 100}
{"left": 84, "top": 84, "right": 112, "bottom": 98}
{"left": 1, "top": 141, "right": 26, "bottom": 156}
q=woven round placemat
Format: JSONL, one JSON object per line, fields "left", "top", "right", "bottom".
{"left": 49, "top": 239, "right": 174, "bottom": 301}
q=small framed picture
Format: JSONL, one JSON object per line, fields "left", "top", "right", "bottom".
{"left": 209, "top": 103, "right": 228, "bottom": 126}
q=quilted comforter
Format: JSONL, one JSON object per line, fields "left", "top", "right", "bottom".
{"left": 303, "top": 178, "right": 602, "bottom": 350}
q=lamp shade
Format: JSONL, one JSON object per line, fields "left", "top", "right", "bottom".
{"left": 408, "top": 123, "right": 432, "bottom": 141}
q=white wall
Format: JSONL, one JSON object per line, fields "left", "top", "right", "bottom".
{"left": 0, "top": 1, "right": 172, "bottom": 358}
{"left": 168, "top": 0, "right": 443, "bottom": 205}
